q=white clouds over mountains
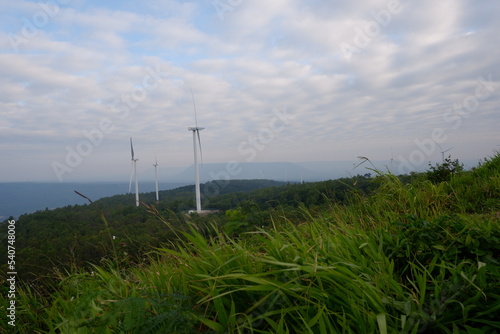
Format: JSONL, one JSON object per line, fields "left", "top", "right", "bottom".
{"left": 0, "top": 0, "right": 498, "bottom": 181}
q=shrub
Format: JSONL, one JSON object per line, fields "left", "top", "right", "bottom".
{"left": 426, "top": 157, "right": 464, "bottom": 183}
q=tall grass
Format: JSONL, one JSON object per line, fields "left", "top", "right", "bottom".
{"left": 3, "top": 154, "right": 500, "bottom": 333}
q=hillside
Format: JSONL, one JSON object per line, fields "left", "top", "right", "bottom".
{"left": 0, "top": 177, "right": 375, "bottom": 285}
{"left": 1, "top": 155, "right": 499, "bottom": 333}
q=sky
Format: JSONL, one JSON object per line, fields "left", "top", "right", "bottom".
{"left": 0, "top": 0, "right": 499, "bottom": 182}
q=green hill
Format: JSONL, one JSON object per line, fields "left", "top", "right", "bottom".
{"left": 0, "top": 177, "right": 376, "bottom": 285}
{"left": 1, "top": 155, "right": 499, "bottom": 333}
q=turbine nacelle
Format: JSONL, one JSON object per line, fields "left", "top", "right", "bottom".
{"left": 153, "top": 152, "right": 159, "bottom": 201}
{"left": 153, "top": 150, "right": 159, "bottom": 167}
{"left": 129, "top": 137, "right": 140, "bottom": 206}
{"left": 188, "top": 88, "right": 204, "bottom": 212}
{"left": 437, "top": 143, "right": 454, "bottom": 161}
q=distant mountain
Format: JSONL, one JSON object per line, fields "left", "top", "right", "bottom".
{"left": 2, "top": 159, "right": 484, "bottom": 220}
{"left": 173, "top": 160, "right": 402, "bottom": 184}
{"left": 174, "top": 162, "right": 310, "bottom": 183}
{"left": 296, "top": 159, "right": 483, "bottom": 180}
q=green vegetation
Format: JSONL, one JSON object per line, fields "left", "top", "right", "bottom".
{"left": 1, "top": 154, "right": 499, "bottom": 333}
{"left": 0, "top": 178, "right": 375, "bottom": 285}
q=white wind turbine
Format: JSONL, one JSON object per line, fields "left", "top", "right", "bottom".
{"left": 437, "top": 143, "right": 453, "bottom": 162}
{"left": 386, "top": 146, "right": 396, "bottom": 173}
{"left": 188, "top": 88, "right": 204, "bottom": 213}
{"left": 129, "top": 137, "right": 139, "bottom": 207}
{"left": 153, "top": 151, "right": 159, "bottom": 202}
{"left": 390, "top": 147, "right": 395, "bottom": 168}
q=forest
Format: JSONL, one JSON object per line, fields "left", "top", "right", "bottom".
{"left": 1, "top": 177, "right": 378, "bottom": 285}
{"left": 1, "top": 155, "right": 499, "bottom": 333}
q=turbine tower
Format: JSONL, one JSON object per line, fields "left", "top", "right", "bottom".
{"left": 129, "top": 138, "right": 139, "bottom": 207}
{"left": 390, "top": 147, "right": 394, "bottom": 169}
{"left": 437, "top": 143, "right": 453, "bottom": 162}
{"left": 188, "top": 88, "right": 204, "bottom": 212}
{"left": 153, "top": 152, "right": 159, "bottom": 202}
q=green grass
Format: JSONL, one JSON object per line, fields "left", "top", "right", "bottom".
{"left": 2, "top": 154, "right": 500, "bottom": 333}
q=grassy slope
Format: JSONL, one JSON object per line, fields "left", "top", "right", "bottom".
{"left": 2, "top": 155, "right": 500, "bottom": 333}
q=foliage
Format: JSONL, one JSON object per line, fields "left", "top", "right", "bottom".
{"left": 1, "top": 154, "right": 500, "bottom": 333}
{"left": 388, "top": 214, "right": 500, "bottom": 270}
{"left": 426, "top": 156, "right": 464, "bottom": 183}
{"left": 0, "top": 177, "right": 377, "bottom": 287}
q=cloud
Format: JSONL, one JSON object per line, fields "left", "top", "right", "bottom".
{"left": 0, "top": 0, "right": 499, "bottom": 182}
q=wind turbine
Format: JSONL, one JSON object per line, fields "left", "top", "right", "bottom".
{"left": 390, "top": 147, "right": 395, "bottom": 169}
{"left": 129, "top": 137, "right": 139, "bottom": 207}
{"left": 437, "top": 143, "right": 453, "bottom": 162}
{"left": 153, "top": 151, "right": 159, "bottom": 202}
{"left": 383, "top": 147, "right": 396, "bottom": 173}
{"left": 188, "top": 88, "right": 204, "bottom": 213}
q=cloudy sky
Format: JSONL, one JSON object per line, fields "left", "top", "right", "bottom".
{"left": 1, "top": 0, "right": 499, "bottom": 182}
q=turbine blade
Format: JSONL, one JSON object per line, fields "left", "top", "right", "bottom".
{"left": 130, "top": 137, "right": 134, "bottom": 160}
{"left": 197, "top": 129, "right": 203, "bottom": 164}
{"left": 189, "top": 86, "right": 198, "bottom": 128}
{"left": 128, "top": 161, "right": 134, "bottom": 193}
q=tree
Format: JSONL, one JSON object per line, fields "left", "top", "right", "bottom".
{"left": 426, "top": 157, "right": 464, "bottom": 183}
